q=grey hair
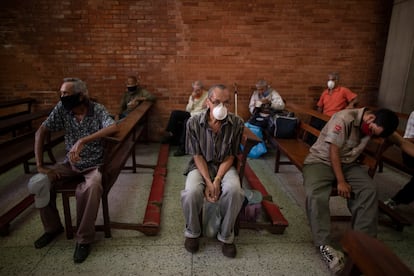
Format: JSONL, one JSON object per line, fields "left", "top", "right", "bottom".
{"left": 255, "top": 79, "right": 268, "bottom": 88}
{"left": 192, "top": 80, "right": 203, "bottom": 89}
{"left": 208, "top": 84, "right": 226, "bottom": 98}
{"left": 328, "top": 72, "right": 340, "bottom": 81}
{"left": 63, "top": 77, "right": 89, "bottom": 96}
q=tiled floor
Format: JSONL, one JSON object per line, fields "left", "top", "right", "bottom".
{"left": 1, "top": 142, "right": 413, "bottom": 275}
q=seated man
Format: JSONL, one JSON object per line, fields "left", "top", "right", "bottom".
{"left": 181, "top": 84, "right": 245, "bottom": 258}
{"left": 248, "top": 79, "right": 285, "bottom": 129}
{"left": 307, "top": 72, "right": 358, "bottom": 145}
{"left": 28, "top": 78, "right": 118, "bottom": 263}
{"left": 118, "top": 75, "right": 156, "bottom": 119}
{"left": 161, "top": 80, "right": 208, "bottom": 156}
{"left": 384, "top": 110, "right": 414, "bottom": 209}
{"left": 303, "top": 107, "right": 398, "bottom": 274}
{"left": 317, "top": 72, "right": 358, "bottom": 116}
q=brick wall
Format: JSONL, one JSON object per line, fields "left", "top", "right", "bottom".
{"left": 0, "top": 0, "right": 392, "bottom": 140}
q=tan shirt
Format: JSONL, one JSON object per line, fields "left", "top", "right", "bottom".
{"left": 185, "top": 91, "right": 208, "bottom": 116}
{"left": 304, "top": 108, "right": 370, "bottom": 166}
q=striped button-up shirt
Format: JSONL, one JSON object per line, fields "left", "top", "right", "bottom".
{"left": 185, "top": 109, "right": 244, "bottom": 176}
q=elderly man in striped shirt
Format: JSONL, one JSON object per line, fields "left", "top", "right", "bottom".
{"left": 181, "top": 84, "right": 245, "bottom": 258}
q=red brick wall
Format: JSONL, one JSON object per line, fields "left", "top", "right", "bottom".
{"left": 0, "top": 0, "right": 392, "bottom": 140}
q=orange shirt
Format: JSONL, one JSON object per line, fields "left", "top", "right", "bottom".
{"left": 317, "top": 86, "right": 357, "bottom": 116}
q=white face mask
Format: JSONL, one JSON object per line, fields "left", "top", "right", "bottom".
{"left": 327, "top": 80, "right": 335, "bottom": 90}
{"left": 212, "top": 103, "right": 228, "bottom": 120}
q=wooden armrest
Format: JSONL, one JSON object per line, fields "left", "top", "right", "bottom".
{"left": 340, "top": 230, "right": 414, "bottom": 276}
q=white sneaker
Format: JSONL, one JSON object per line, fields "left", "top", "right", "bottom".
{"left": 384, "top": 198, "right": 397, "bottom": 210}
{"left": 319, "top": 245, "right": 345, "bottom": 274}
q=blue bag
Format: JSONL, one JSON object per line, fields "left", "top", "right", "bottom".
{"left": 243, "top": 122, "right": 267, "bottom": 158}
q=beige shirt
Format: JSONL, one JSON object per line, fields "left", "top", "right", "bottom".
{"left": 186, "top": 91, "right": 208, "bottom": 116}
{"left": 304, "top": 108, "right": 370, "bottom": 166}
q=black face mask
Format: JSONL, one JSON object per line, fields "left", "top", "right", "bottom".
{"left": 61, "top": 93, "right": 82, "bottom": 111}
{"left": 127, "top": 85, "right": 138, "bottom": 92}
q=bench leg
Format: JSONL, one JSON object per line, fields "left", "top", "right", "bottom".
{"left": 274, "top": 147, "right": 280, "bottom": 173}
{"left": 131, "top": 146, "right": 137, "bottom": 174}
{"left": 61, "top": 193, "right": 74, "bottom": 239}
{"left": 101, "top": 193, "right": 112, "bottom": 238}
{"left": 23, "top": 161, "right": 30, "bottom": 174}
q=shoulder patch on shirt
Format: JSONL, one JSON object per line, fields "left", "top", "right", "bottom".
{"left": 334, "top": 124, "right": 342, "bottom": 132}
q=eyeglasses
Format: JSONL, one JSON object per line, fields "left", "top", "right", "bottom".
{"left": 209, "top": 98, "right": 231, "bottom": 107}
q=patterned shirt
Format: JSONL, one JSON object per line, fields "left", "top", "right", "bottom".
{"left": 185, "top": 109, "right": 244, "bottom": 176}
{"left": 43, "top": 101, "right": 115, "bottom": 171}
{"left": 404, "top": 111, "right": 414, "bottom": 138}
{"left": 304, "top": 108, "right": 370, "bottom": 166}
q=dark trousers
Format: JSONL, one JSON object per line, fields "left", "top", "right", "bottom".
{"left": 165, "top": 110, "right": 191, "bottom": 145}
{"left": 392, "top": 152, "right": 414, "bottom": 204}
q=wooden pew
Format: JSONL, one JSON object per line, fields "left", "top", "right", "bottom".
{"left": 0, "top": 109, "right": 50, "bottom": 137}
{"left": 268, "top": 105, "right": 411, "bottom": 231}
{"left": 0, "top": 130, "right": 65, "bottom": 236}
{"left": 340, "top": 230, "right": 414, "bottom": 276}
{"left": 0, "top": 97, "right": 36, "bottom": 120}
{"left": 55, "top": 101, "right": 157, "bottom": 239}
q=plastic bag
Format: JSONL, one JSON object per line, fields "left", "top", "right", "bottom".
{"left": 243, "top": 122, "right": 267, "bottom": 158}
{"left": 203, "top": 201, "right": 221, "bottom": 238}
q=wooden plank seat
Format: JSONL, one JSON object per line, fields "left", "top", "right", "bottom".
{"left": 268, "top": 105, "right": 411, "bottom": 231}
{"left": 0, "top": 130, "right": 64, "bottom": 236}
{"left": 54, "top": 101, "right": 164, "bottom": 239}
{"left": 339, "top": 230, "right": 414, "bottom": 276}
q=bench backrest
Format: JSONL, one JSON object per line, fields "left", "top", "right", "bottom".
{"left": 101, "top": 101, "right": 153, "bottom": 192}
{"left": 0, "top": 98, "right": 36, "bottom": 120}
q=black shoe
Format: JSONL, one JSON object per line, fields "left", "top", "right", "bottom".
{"left": 221, "top": 242, "right": 237, "bottom": 258}
{"left": 173, "top": 148, "right": 186, "bottom": 156}
{"left": 184, "top": 237, "right": 199, "bottom": 253}
{"left": 74, "top": 243, "right": 91, "bottom": 263}
{"left": 34, "top": 227, "right": 64, "bottom": 249}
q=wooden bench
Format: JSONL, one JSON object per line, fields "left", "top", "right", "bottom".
{"left": 55, "top": 101, "right": 160, "bottom": 239}
{"left": 0, "top": 97, "right": 36, "bottom": 120}
{"left": 268, "top": 106, "right": 411, "bottom": 231}
{"left": 0, "top": 109, "right": 51, "bottom": 137}
{"left": 0, "top": 130, "right": 65, "bottom": 236}
{"left": 340, "top": 230, "right": 414, "bottom": 276}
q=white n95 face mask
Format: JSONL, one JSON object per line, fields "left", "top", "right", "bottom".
{"left": 212, "top": 103, "right": 228, "bottom": 120}
{"left": 327, "top": 80, "right": 335, "bottom": 90}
